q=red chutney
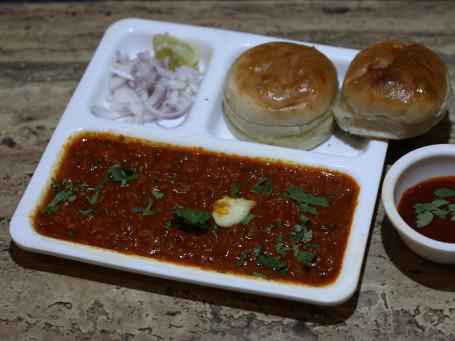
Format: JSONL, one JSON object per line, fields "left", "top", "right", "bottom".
{"left": 398, "top": 176, "right": 455, "bottom": 243}
{"left": 33, "top": 132, "right": 359, "bottom": 286}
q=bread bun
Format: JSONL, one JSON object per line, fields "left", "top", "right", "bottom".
{"left": 333, "top": 40, "right": 452, "bottom": 139}
{"left": 223, "top": 42, "right": 338, "bottom": 150}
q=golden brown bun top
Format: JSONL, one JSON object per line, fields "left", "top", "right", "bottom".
{"left": 224, "top": 42, "right": 338, "bottom": 125}
{"left": 342, "top": 40, "right": 449, "bottom": 122}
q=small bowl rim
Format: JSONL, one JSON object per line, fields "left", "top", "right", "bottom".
{"left": 382, "top": 143, "right": 455, "bottom": 252}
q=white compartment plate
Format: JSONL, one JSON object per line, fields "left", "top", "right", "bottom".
{"left": 10, "top": 18, "right": 388, "bottom": 306}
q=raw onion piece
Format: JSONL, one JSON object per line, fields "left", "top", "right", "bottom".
{"left": 91, "top": 50, "right": 203, "bottom": 126}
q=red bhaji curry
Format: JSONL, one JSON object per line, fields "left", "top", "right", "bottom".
{"left": 33, "top": 132, "right": 359, "bottom": 286}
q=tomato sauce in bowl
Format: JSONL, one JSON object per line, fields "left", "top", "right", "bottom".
{"left": 398, "top": 176, "right": 455, "bottom": 243}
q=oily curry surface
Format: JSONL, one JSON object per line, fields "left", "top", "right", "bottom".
{"left": 34, "top": 132, "right": 359, "bottom": 286}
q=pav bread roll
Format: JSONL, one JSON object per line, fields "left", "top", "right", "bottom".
{"left": 223, "top": 42, "right": 338, "bottom": 150}
{"left": 333, "top": 40, "right": 452, "bottom": 139}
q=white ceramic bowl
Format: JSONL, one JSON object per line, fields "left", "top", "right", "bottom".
{"left": 382, "top": 144, "right": 455, "bottom": 263}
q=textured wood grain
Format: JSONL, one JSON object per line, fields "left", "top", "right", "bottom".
{"left": 1, "top": 1, "right": 455, "bottom": 340}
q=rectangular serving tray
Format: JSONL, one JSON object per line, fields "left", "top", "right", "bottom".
{"left": 9, "top": 18, "right": 388, "bottom": 305}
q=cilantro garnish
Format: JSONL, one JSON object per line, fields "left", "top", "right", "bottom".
{"left": 241, "top": 214, "right": 257, "bottom": 225}
{"left": 288, "top": 228, "right": 313, "bottom": 243}
{"left": 257, "top": 254, "right": 287, "bottom": 276}
{"left": 170, "top": 173, "right": 178, "bottom": 184}
{"left": 413, "top": 188, "right": 455, "bottom": 227}
{"left": 282, "top": 185, "right": 329, "bottom": 207}
{"left": 212, "top": 225, "right": 219, "bottom": 240}
{"left": 151, "top": 190, "right": 164, "bottom": 200}
{"left": 252, "top": 272, "right": 270, "bottom": 280}
{"left": 265, "top": 219, "right": 282, "bottom": 232}
{"left": 133, "top": 198, "right": 157, "bottom": 216}
{"left": 79, "top": 208, "right": 95, "bottom": 215}
{"left": 296, "top": 202, "right": 318, "bottom": 215}
{"left": 40, "top": 179, "right": 78, "bottom": 214}
{"left": 295, "top": 250, "right": 316, "bottom": 266}
{"left": 173, "top": 208, "right": 212, "bottom": 231}
{"left": 251, "top": 177, "right": 273, "bottom": 197}
{"left": 108, "top": 162, "right": 140, "bottom": 187}
{"left": 230, "top": 183, "right": 241, "bottom": 198}
{"left": 275, "top": 233, "right": 293, "bottom": 259}
{"left": 236, "top": 250, "right": 249, "bottom": 266}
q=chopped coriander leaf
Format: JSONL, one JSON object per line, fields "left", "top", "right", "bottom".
{"left": 241, "top": 214, "right": 257, "bottom": 225}
{"left": 236, "top": 250, "right": 249, "bottom": 266}
{"left": 170, "top": 173, "right": 178, "bottom": 184}
{"left": 296, "top": 202, "right": 318, "bottom": 215}
{"left": 251, "top": 177, "right": 273, "bottom": 197}
{"left": 275, "top": 233, "right": 284, "bottom": 243}
{"left": 295, "top": 250, "right": 316, "bottom": 266}
{"left": 230, "top": 183, "right": 241, "bottom": 198}
{"left": 212, "top": 223, "right": 219, "bottom": 240}
{"left": 415, "top": 210, "right": 435, "bottom": 228}
{"left": 434, "top": 188, "right": 455, "bottom": 198}
{"left": 292, "top": 244, "right": 300, "bottom": 256}
{"left": 282, "top": 185, "right": 330, "bottom": 207}
{"left": 298, "top": 214, "right": 310, "bottom": 227}
{"left": 108, "top": 162, "right": 140, "bottom": 187}
{"left": 413, "top": 199, "right": 452, "bottom": 227}
{"left": 144, "top": 210, "right": 157, "bottom": 216}
{"left": 275, "top": 235, "right": 292, "bottom": 259}
{"left": 256, "top": 254, "right": 288, "bottom": 277}
{"left": 294, "top": 224, "right": 305, "bottom": 233}
{"left": 252, "top": 272, "right": 270, "bottom": 280}
{"left": 257, "top": 254, "right": 287, "bottom": 272}
{"left": 151, "top": 190, "right": 164, "bottom": 200}
{"left": 142, "top": 198, "right": 157, "bottom": 216}
{"left": 102, "top": 207, "right": 109, "bottom": 215}
{"left": 182, "top": 179, "right": 191, "bottom": 186}
{"left": 165, "top": 221, "right": 172, "bottom": 229}
{"left": 151, "top": 177, "right": 159, "bottom": 183}
{"left": 252, "top": 244, "right": 264, "bottom": 256}
{"left": 92, "top": 177, "right": 108, "bottom": 192}
{"left": 79, "top": 208, "right": 95, "bottom": 215}
{"left": 86, "top": 190, "right": 100, "bottom": 205}
{"left": 288, "top": 228, "right": 313, "bottom": 243}
{"left": 68, "top": 231, "right": 75, "bottom": 238}
{"left": 173, "top": 208, "right": 212, "bottom": 230}
{"left": 133, "top": 198, "right": 157, "bottom": 216}
{"left": 265, "top": 219, "right": 282, "bottom": 232}
{"left": 448, "top": 204, "right": 455, "bottom": 221}
{"left": 39, "top": 179, "right": 78, "bottom": 214}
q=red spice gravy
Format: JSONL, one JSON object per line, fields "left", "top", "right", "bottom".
{"left": 398, "top": 176, "right": 455, "bottom": 243}
{"left": 33, "top": 132, "right": 359, "bottom": 286}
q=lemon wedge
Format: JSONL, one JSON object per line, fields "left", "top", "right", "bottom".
{"left": 153, "top": 33, "right": 200, "bottom": 71}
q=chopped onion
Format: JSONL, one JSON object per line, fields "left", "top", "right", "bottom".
{"left": 91, "top": 50, "right": 203, "bottom": 126}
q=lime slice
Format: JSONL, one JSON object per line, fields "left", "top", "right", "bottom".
{"left": 153, "top": 33, "right": 200, "bottom": 71}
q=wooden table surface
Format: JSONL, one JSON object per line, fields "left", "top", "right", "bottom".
{"left": 1, "top": 1, "right": 455, "bottom": 340}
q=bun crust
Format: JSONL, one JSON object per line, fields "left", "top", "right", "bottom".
{"left": 334, "top": 40, "right": 452, "bottom": 139}
{"left": 223, "top": 42, "right": 338, "bottom": 150}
